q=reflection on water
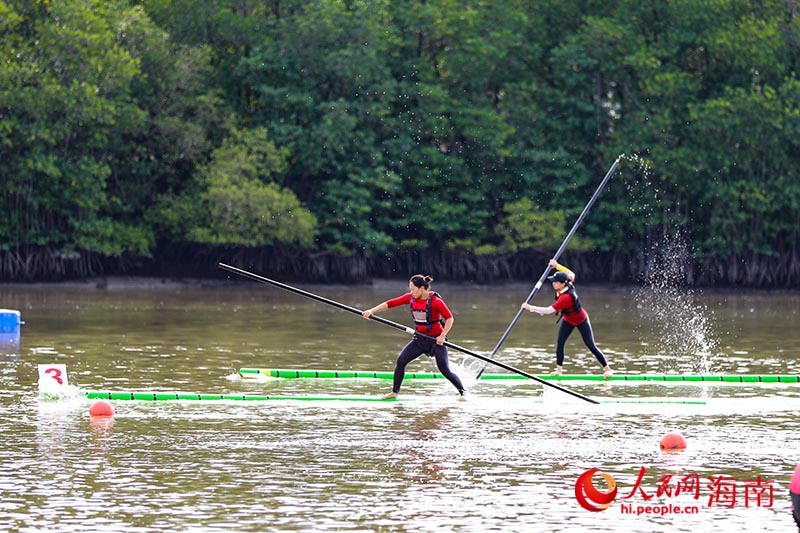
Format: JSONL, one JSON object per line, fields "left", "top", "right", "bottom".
{"left": 0, "top": 282, "right": 798, "bottom": 532}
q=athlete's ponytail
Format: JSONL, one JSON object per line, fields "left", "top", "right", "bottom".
{"left": 409, "top": 274, "right": 433, "bottom": 289}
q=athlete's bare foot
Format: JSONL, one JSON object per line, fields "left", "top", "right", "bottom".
{"left": 382, "top": 392, "right": 399, "bottom": 400}
{"left": 603, "top": 367, "right": 613, "bottom": 379}
{"left": 458, "top": 391, "right": 467, "bottom": 402}
{"left": 550, "top": 366, "right": 563, "bottom": 376}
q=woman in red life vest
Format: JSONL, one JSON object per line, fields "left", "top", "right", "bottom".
{"left": 521, "top": 259, "right": 613, "bottom": 378}
{"left": 362, "top": 275, "right": 466, "bottom": 400}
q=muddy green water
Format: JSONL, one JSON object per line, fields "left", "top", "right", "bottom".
{"left": 1, "top": 279, "right": 798, "bottom": 532}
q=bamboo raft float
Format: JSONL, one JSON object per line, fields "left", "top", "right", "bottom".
{"left": 238, "top": 368, "right": 800, "bottom": 383}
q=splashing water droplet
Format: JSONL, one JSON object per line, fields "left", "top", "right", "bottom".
{"left": 634, "top": 230, "right": 719, "bottom": 373}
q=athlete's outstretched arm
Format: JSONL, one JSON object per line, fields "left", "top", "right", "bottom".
{"left": 521, "top": 303, "right": 556, "bottom": 315}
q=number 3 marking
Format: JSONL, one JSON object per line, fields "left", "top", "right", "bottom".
{"left": 45, "top": 367, "right": 63, "bottom": 385}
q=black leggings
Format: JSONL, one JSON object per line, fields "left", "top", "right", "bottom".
{"left": 392, "top": 336, "right": 465, "bottom": 394}
{"left": 556, "top": 318, "right": 608, "bottom": 368}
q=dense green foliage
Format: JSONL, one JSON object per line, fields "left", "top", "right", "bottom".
{"left": 1, "top": 0, "right": 798, "bottom": 285}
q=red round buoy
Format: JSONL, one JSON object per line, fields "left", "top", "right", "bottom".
{"left": 791, "top": 464, "right": 800, "bottom": 529}
{"left": 791, "top": 464, "right": 800, "bottom": 494}
{"left": 659, "top": 432, "right": 687, "bottom": 450}
{"left": 89, "top": 400, "right": 114, "bottom": 417}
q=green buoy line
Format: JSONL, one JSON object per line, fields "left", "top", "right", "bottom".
{"left": 81, "top": 390, "right": 705, "bottom": 405}
{"left": 84, "top": 390, "right": 406, "bottom": 402}
{"left": 239, "top": 368, "right": 800, "bottom": 383}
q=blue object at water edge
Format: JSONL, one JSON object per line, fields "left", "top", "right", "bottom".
{"left": 0, "top": 309, "right": 21, "bottom": 350}
{"left": 0, "top": 309, "right": 21, "bottom": 334}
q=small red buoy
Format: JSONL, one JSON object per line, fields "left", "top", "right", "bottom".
{"left": 659, "top": 432, "right": 687, "bottom": 450}
{"left": 89, "top": 400, "right": 114, "bottom": 417}
{"left": 790, "top": 464, "right": 800, "bottom": 494}
{"left": 791, "top": 464, "right": 800, "bottom": 528}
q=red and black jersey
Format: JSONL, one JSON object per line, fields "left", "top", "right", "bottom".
{"left": 386, "top": 292, "right": 452, "bottom": 336}
{"left": 552, "top": 287, "right": 588, "bottom": 326}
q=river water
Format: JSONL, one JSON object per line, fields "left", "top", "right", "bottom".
{"left": 0, "top": 278, "right": 798, "bottom": 532}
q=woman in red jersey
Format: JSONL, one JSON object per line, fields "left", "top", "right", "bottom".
{"left": 362, "top": 274, "right": 466, "bottom": 400}
{"left": 521, "top": 259, "right": 613, "bottom": 378}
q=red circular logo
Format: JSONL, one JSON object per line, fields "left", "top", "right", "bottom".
{"left": 575, "top": 468, "right": 618, "bottom": 512}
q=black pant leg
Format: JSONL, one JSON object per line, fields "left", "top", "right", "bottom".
{"left": 431, "top": 343, "right": 465, "bottom": 393}
{"left": 556, "top": 320, "right": 575, "bottom": 366}
{"left": 576, "top": 318, "right": 608, "bottom": 368}
{"left": 392, "top": 337, "right": 426, "bottom": 393}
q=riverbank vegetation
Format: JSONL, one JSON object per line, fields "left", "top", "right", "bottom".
{"left": 1, "top": 0, "right": 798, "bottom": 286}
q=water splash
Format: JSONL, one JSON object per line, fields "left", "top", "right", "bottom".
{"left": 37, "top": 380, "right": 84, "bottom": 401}
{"left": 634, "top": 230, "right": 719, "bottom": 373}
{"left": 617, "top": 153, "right": 662, "bottom": 221}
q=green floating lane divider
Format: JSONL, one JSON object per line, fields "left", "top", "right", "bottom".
{"left": 82, "top": 390, "right": 705, "bottom": 405}
{"left": 84, "top": 390, "right": 404, "bottom": 402}
{"left": 239, "top": 368, "right": 460, "bottom": 380}
{"left": 605, "top": 399, "right": 706, "bottom": 404}
{"left": 238, "top": 368, "right": 800, "bottom": 383}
